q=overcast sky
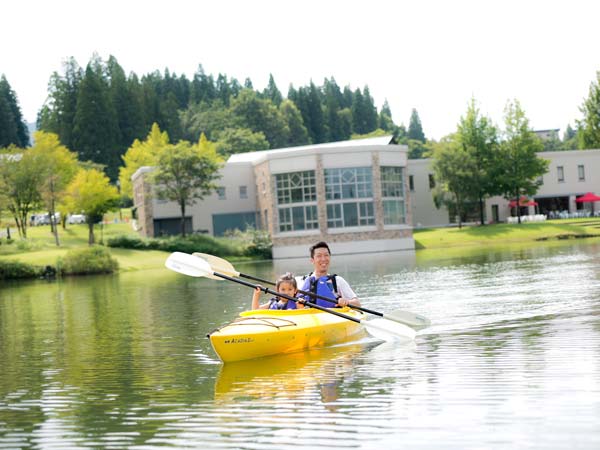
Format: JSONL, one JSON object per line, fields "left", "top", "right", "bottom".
{"left": 3, "top": 0, "right": 599, "bottom": 140}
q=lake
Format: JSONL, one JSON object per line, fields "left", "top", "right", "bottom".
{"left": 1, "top": 241, "right": 600, "bottom": 449}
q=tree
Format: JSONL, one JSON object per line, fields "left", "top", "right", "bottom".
{"left": 214, "top": 127, "right": 269, "bottom": 156}
{"left": 455, "top": 99, "right": 499, "bottom": 225}
{"left": 0, "top": 75, "right": 30, "bottom": 148}
{"left": 279, "top": 99, "right": 310, "bottom": 146}
{"left": 430, "top": 136, "right": 478, "bottom": 228}
{"left": 0, "top": 146, "right": 42, "bottom": 238}
{"left": 578, "top": 71, "right": 600, "bottom": 149}
{"left": 118, "top": 123, "right": 170, "bottom": 199}
{"left": 263, "top": 74, "right": 283, "bottom": 106}
{"left": 65, "top": 168, "right": 119, "bottom": 244}
{"left": 230, "top": 89, "right": 290, "bottom": 148}
{"left": 37, "top": 58, "right": 82, "bottom": 150}
{"left": 407, "top": 108, "right": 426, "bottom": 142}
{"left": 72, "top": 57, "right": 119, "bottom": 180}
{"left": 378, "top": 99, "right": 395, "bottom": 132}
{"left": 29, "top": 131, "right": 79, "bottom": 245}
{"left": 495, "top": 100, "right": 547, "bottom": 224}
{"left": 152, "top": 135, "right": 222, "bottom": 236}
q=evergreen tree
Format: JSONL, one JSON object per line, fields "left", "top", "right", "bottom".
{"left": 38, "top": 58, "right": 82, "bottom": 150}
{"left": 0, "top": 75, "right": 30, "bottom": 148}
{"left": 106, "top": 56, "right": 145, "bottom": 151}
{"left": 351, "top": 88, "right": 366, "bottom": 134}
{"left": 216, "top": 73, "right": 232, "bottom": 106}
{"left": 263, "top": 74, "right": 283, "bottom": 106}
{"left": 323, "top": 78, "right": 347, "bottom": 141}
{"left": 72, "top": 57, "right": 119, "bottom": 180}
{"left": 244, "top": 77, "right": 254, "bottom": 89}
{"left": 306, "top": 82, "right": 325, "bottom": 143}
{"left": 191, "top": 64, "right": 216, "bottom": 104}
{"left": 362, "top": 86, "right": 378, "bottom": 133}
{"left": 407, "top": 108, "right": 426, "bottom": 142}
{"left": 378, "top": 99, "right": 394, "bottom": 132}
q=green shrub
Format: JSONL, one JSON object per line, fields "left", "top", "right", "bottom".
{"left": 0, "top": 260, "right": 43, "bottom": 280}
{"left": 107, "top": 233, "right": 252, "bottom": 256}
{"left": 58, "top": 246, "right": 119, "bottom": 275}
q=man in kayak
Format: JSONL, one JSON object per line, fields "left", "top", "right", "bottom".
{"left": 300, "top": 241, "right": 361, "bottom": 308}
{"left": 251, "top": 272, "right": 300, "bottom": 310}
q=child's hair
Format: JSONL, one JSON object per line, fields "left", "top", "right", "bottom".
{"left": 276, "top": 272, "right": 297, "bottom": 290}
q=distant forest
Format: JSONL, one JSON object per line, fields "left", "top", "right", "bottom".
{"left": 15, "top": 54, "right": 428, "bottom": 181}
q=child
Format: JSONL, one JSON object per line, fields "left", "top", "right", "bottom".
{"left": 252, "top": 272, "right": 300, "bottom": 310}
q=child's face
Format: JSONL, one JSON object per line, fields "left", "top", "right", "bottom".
{"left": 277, "top": 281, "right": 297, "bottom": 299}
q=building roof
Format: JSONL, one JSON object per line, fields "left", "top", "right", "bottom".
{"left": 228, "top": 135, "right": 398, "bottom": 165}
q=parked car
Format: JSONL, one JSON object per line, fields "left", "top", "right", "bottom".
{"left": 30, "top": 213, "right": 60, "bottom": 226}
{"left": 67, "top": 214, "right": 86, "bottom": 224}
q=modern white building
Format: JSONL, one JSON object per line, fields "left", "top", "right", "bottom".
{"left": 132, "top": 136, "right": 414, "bottom": 258}
{"left": 132, "top": 137, "right": 600, "bottom": 257}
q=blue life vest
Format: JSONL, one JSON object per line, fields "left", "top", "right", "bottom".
{"left": 268, "top": 297, "right": 297, "bottom": 310}
{"left": 305, "top": 274, "right": 339, "bottom": 307}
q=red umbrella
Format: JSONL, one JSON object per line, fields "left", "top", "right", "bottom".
{"left": 509, "top": 196, "right": 538, "bottom": 208}
{"left": 575, "top": 192, "right": 600, "bottom": 203}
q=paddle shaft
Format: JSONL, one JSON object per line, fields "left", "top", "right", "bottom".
{"left": 235, "top": 272, "right": 388, "bottom": 319}
{"left": 211, "top": 270, "right": 365, "bottom": 325}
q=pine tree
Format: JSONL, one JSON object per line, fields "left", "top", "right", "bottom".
{"left": 407, "top": 108, "right": 426, "bottom": 142}
{"left": 263, "top": 74, "right": 283, "bottom": 106}
{"left": 38, "top": 58, "right": 82, "bottom": 150}
{"left": 72, "top": 58, "right": 119, "bottom": 180}
{"left": 0, "top": 74, "right": 30, "bottom": 147}
{"left": 362, "top": 86, "right": 378, "bottom": 133}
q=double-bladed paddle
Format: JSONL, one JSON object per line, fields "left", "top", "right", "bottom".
{"left": 192, "top": 252, "right": 431, "bottom": 329}
{"left": 165, "top": 252, "right": 416, "bottom": 342}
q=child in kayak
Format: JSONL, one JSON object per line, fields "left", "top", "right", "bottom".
{"left": 252, "top": 272, "right": 300, "bottom": 310}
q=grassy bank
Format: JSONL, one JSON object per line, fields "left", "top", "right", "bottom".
{"left": 2, "top": 217, "right": 600, "bottom": 277}
{"left": 413, "top": 218, "right": 600, "bottom": 249}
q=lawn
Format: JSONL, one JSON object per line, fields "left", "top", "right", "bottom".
{"left": 0, "top": 212, "right": 170, "bottom": 271}
{"left": 413, "top": 218, "right": 600, "bottom": 249}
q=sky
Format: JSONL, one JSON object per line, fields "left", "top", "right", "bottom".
{"left": 3, "top": 0, "right": 600, "bottom": 141}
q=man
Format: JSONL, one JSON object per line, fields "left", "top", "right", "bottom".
{"left": 300, "top": 241, "right": 361, "bottom": 308}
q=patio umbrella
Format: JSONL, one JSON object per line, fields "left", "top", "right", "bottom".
{"left": 575, "top": 192, "right": 600, "bottom": 203}
{"left": 508, "top": 196, "right": 538, "bottom": 208}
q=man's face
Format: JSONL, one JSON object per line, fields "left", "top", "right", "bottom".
{"left": 311, "top": 247, "right": 331, "bottom": 274}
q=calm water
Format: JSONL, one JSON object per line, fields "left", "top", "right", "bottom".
{"left": 1, "top": 241, "right": 600, "bottom": 449}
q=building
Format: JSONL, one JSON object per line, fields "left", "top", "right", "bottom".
{"left": 132, "top": 136, "right": 414, "bottom": 258}
{"left": 407, "top": 149, "right": 600, "bottom": 226}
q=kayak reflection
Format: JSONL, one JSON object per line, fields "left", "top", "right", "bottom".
{"left": 214, "top": 340, "right": 378, "bottom": 410}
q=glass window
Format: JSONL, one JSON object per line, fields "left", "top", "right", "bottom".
{"left": 409, "top": 175, "right": 414, "bottom": 191}
{"left": 381, "top": 167, "right": 406, "bottom": 225}
{"left": 578, "top": 165, "right": 585, "bottom": 181}
{"left": 383, "top": 200, "right": 405, "bottom": 224}
{"left": 276, "top": 171, "right": 316, "bottom": 205}
{"left": 381, "top": 167, "right": 405, "bottom": 198}
{"left": 325, "top": 167, "right": 374, "bottom": 228}
{"left": 239, "top": 185, "right": 248, "bottom": 199}
{"left": 325, "top": 168, "right": 372, "bottom": 200}
{"left": 217, "top": 187, "right": 226, "bottom": 200}
{"left": 275, "top": 171, "right": 318, "bottom": 232}
{"left": 557, "top": 166, "right": 564, "bottom": 182}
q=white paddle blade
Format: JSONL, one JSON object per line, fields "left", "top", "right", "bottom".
{"left": 192, "top": 252, "right": 240, "bottom": 278}
{"left": 364, "top": 318, "right": 417, "bottom": 342}
{"left": 385, "top": 310, "right": 431, "bottom": 329}
{"left": 165, "top": 252, "right": 214, "bottom": 278}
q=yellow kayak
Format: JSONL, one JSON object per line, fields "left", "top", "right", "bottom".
{"left": 208, "top": 307, "right": 368, "bottom": 363}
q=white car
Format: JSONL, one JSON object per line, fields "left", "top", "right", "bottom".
{"left": 67, "top": 214, "right": 86, "bottom": 224}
